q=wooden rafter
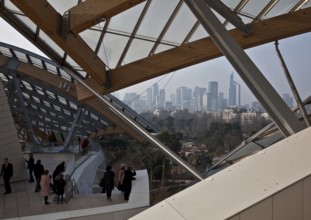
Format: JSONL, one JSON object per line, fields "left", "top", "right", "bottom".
{"left": 11, "top": 0, "right": 106, "bottom": 85}
{"left": 76, "top": 7, "right": 311, "bottom": 101}
{"left": 69, "top": 0, "right": 146, "bottom": 34}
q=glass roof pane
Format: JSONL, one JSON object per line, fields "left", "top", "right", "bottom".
{"left": 46, "top": 90, "right": 55, "bottom": 99}
{"left": 66, "top": 55, "right": 81, "bottom": 70}
{"left": 221, "top": 0, "right": 241, "bottom": 9}
{"left": 154, "top": 44, "right": 175, "bottom": 55}
{"left": 58, "top": 96, "right": 67, "bottom": 105}
{"left": 137, "top": 0, "right": 180, "bottom": 40}
{"left": 265, "top": 0, "right": 300, "bottom": 18}
{"left": 109, "top": 2, "right": 145, "bottom": 34}
{"left": 77, "top": 70, "right": 87, "bottom": 78}
{"left": 80, "top": 28, "right": 101, "bottom": 51}
{"left": 29, "top": 55, "right": 43, "bottom": 68}
{"left": 69, "top": 103, "right": 77, "bottom": 110}
{"left": 21, "top": 80, "right": 33, "bottom": 91}
{"left": 123, "top": 38, "right": 154, "bottom": 65}
{"left": 58, "top": 69, "right": 72, "bottom": 81}
{"left": 4, "top": 1, "right": 21, "bottom": 12}
{"left": 43, "top": 100, "right": 50, "bottom": 107}
{"left": 47, "top": 0, "right": 78, "bottom": 14}
{"left": 162, "top": 3, "right": 197, "bottom": 45}
{"left": 13, "top": 50, "right": 28, "bottom": 63}
{"left": 15, "top": 14, "right": 37, "bottom": 33}
{"left": 99, "top": 33, "right": 129, "bottom": 68}
{"left": 44, "top": 62, "right": 58, "bottom": 75}
{"left": 39, "top": 30, "right": 64, "bottom": 58}
{"left": 242, "top": 0, "right": 270, "bottom": 18}
{"left": 189, "top": 24, "right": 208, "bottom": 42}
{"left": 0, "top": 46, "right": 12, "bottom": 57}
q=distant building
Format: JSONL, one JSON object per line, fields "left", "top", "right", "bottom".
{"left": 241, "top": 112, "right": 263, "bottom": 126}
{"left": 193, "top": 86, "right": 206, "bottom": 111}
{"left": 158, "top": 89, "right": 165, "bottom": 108}
{"left": 207, "top": 81, "right": 218, "bottom": 112}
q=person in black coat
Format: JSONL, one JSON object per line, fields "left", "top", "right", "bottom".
{"left": 52, "top": 161, "right": 66, "bottom": 193}
{"left": 25, "top": 153, "right": 35, "bottom": 182}
{"left": 102, "top": 165, "right": 115, "bottom": 201}
{"left": 0, "top": 158, "right": 13, "bottom": 195}
{"left": 123, "top": 166, "right": 136, "bottom": 201}
{"left": 56, "top": 174, "right": 66, "bottom": 204}
{"left": 33, "top": 159, "right": 44, "bottom": 192}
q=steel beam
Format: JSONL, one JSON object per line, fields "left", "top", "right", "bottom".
{"left": 184, "top": 0, "right": 305, "bottom": 137}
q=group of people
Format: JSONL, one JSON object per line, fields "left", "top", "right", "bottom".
{"left": 1, "top": 155, "right": 66, "bottom": 205}
{"left": 24, "top": 154, "right": 67, "bottom": 205}
{"left": 100, "top": 163, "right": 136, "bottom": 201}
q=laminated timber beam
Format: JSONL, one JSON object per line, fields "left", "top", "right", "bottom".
{"left": 89, "top": 125, "right": 126, "bottom": 139}
{"left": 11, "top": 0, "right": 106, "bottom": 85}
{"left": 69, "top": 0, "right": 146, "bottom": 34}
{"left": 76, "top": 7, "right": 311, "bottom": 101}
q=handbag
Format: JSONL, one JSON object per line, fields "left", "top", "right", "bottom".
{"left": 99, "top": 177, "right": 105, "bottom": 187}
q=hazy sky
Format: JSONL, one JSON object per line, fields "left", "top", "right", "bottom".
{"left": 1, "top": 18, "right": 310, "bottom": 106}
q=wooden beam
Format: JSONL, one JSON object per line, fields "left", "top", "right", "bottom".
{"left": 76, "top": 7, "right": 311, "bottom": 101}
{"left": 105, "top": 7, "right": 311, "bottom": 93}
{"left": 89, "top": 125, "right": 126, "bottom": 139}
{"left": 11, "top": 0, "right": 106, "bottom": 85}
{"left": 70, "top": 0, "right": 145, "bottom": 34}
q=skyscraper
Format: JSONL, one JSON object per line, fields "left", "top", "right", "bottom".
{"left": 208, "top": 81, "right": 218, "bottom": 111}
{"left": 228, "top": 73, "right": 241, "bottom": 107}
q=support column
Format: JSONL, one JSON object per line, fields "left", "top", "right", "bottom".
{"left": 63, "top": 107, "right": 85, "bottom": 148}
{"left": 184, "top": 0, "right": 305, "bottom": 137}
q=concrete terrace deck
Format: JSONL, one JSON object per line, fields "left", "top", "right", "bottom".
{"left": 0, "top": 153, "right": 149, "bottom": 220}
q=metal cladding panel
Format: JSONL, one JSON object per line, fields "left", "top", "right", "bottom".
{"left": 130, "top": 127, "right": 311, "bottom": 220}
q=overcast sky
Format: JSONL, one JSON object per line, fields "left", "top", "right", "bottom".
{"left": 1, "top": 18, "right": 310, "bottom": 106}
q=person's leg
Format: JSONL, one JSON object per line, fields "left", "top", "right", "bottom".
{"left": 44, "top": 196, "right": 50, "bottom": 204}
{"left": 106, "top": 190, "right": 112, "bottom": 200}
{"left": 4, "top": 178, "right": 10, "bottom": 194}
{"left": 61, "top": 194, "right": 64, "bottom": 203}
{"left": 29, "top": 169, "right": 34, "bottom": 182}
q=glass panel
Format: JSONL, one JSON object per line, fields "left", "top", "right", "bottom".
{"left": 80, "top": 28, "right": 101, "bottom": 51}
{"left": 0, "top": 46, "right": 12, "bottom": 57}
{"left": 29, "top": 55, "right": 43, "bottom": 68}
{"left": 266, "top": 0, "right": 300, "bottom": 18}
{"left": 43, "top": 100, "right": 51, "bottom": 107}
{"left": 4, "top": 1, "right": 21, "bottom": 12}
{"left": 123, "top": 38, "right": 154, "bottom": 65}
{"left": 163, "top": 3, "right": 197, "bottom": 45}
{"left": 47, "top": 0, "right": 78, "bottom": 14}
{"left": 154, "top": 44, "right": 175, "bottom": 55}
{"left": 189, "top": 24, "right": 208, "bottom": 42}
{"left": 109, "top": 2, "right": 145, "bottom": 34}
{"left": 69, "top": 101, "right": 77, "bottom": 110}
{"left": 59, "top": 68, "right": 72, "bottom": 81}
{"left": 12, "top": 50, "right": 27, "bottom": 62}
{"left": 15, "top": 14, "right": 37, "bottom": 34}
{"left": 99, "top": 33, "right": 129, "bottom": 68}
{"left": 46, "top": 90, "right": 56, "bottom": 99}
{"left": 137, "top": 0, "right": 179, "bottom": 40}
{"left": 221, "top": 0, "right": 241, "bottom": 9}
{"left": 63, "top": 109, "right": 71, "bottom": 116}
{"left": 45, "top": 62, "right": 58, "bottom": 75}
{"left": 21, "top": 80, "right": 33, "bottom": 91}
{"left": 58, "top": 96, "right": 67, "bottom": 105}
{"left": 242, "top": 0, "right": 270, "bottom": 18}
{"left": 39, "top": 30, "right": 64, "bottom": 57}
{"left": 66, "top": 55, "right": 82, "bottom": 70}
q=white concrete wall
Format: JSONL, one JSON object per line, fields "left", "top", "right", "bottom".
{"left": 130, "top": 127, "right": 311, "bottom": 220}
{"left": 0, "top": 80, "right": 27, "bottom": 182}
